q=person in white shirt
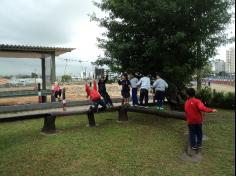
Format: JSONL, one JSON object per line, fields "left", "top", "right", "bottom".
{"left": 136, "top": 74, "right": 151, "bottom": 106}
{"left": 130, "top": 73, "right": 139, "bottom": 106}
{"left": 152, "top": 74, "right": 168, "bottom": 110}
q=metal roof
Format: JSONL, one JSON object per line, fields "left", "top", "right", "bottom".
{"left": 0, "top": 44, "right": 75, "bottom": 58}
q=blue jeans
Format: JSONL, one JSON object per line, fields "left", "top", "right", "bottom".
{"left": 131, "top": 88, "right": 138, "bottom": 105}
{"left": 93, "top": 99, "right": 107, "bottom": 111}
{"left": 155, "top": 90, "right": 165, "bottom": 108}
{"left": 188, "top": 124, "right": 202, "bottom": 148}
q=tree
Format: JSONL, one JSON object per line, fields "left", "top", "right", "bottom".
{"left": 92, "top": 0, "right": 234, "bottom": 90}
{"left": 31, "top": 72, "right": 38, "bottom": 78}
{"left": 61, "top": 75, "right": 72, "bottom": 82}
{"left": 194, "top": 63, "right": 213, "bottom": 90}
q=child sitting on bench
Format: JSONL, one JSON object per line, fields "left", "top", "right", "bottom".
{"left": 52, "top": 81, "right": 62, "bottom": 102}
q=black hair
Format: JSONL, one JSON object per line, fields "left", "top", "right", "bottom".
{"left": 186, "top": 88, "right": 195, "bottom": 97}
{"left": 156, "top": 72, "right": 161, "bottom": 77}
{"left": 122, "top": 73, "right": 128, "bottom": 79}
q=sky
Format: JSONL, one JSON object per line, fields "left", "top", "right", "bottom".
{"left": 0, "top": 0, "right": 105, "bottom": 76}
{"left": 0, "top": 0, "right": 235, "bottom": 76}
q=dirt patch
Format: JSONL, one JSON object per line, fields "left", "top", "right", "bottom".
{"left": 0, "top": 83, "right": 122, "bottom": 106}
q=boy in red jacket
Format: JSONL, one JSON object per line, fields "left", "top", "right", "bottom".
{"left": 184, "top": 88, "right": 217, "bottom": 150}
{"left": 85, "top": 80, "right": 106, "bottom": 112}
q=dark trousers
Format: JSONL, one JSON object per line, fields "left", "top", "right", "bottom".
{"left": 155, "top": 90, "right": 165, "bottom": 108}
{"left": 131, "top": 88, "right": 139, "bottom": 105}
{"left": 100, "top": 91, "right": 113, "bottom": 106}
{"left": 140, "top": 89, "right": 148, "bottom": 106}
{"left": 54, "top": 90, "right": 61, "bottom": 98}
{"left": 93, "top": 99, "right": 107, "bottom": 111}
{"left": 188, "top": 124, "right": 203, "bottom": 148}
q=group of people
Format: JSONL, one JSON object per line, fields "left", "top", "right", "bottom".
{"left": 85, "top": 73, "right": 217, "bottom": 152}
{"left": 52, "top": 73, "right": 217, "bottom": 152}
{"left": 118, "top": 73, "right": 168, "bottom": 110}
{"left": 85, "top": 72, "right": 169, "bottom": 112}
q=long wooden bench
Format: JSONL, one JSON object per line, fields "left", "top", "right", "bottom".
{"left": 0, "top": 105, "right": 185, "bottom": 134}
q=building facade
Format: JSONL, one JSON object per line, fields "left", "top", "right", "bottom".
{"left": 214, "top": 59, "right": 225, "bottom": 73}
{"left": 225, "top": 47, "right": 235, "bottom": 73}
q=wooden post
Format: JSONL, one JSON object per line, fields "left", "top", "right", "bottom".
{"left": 62, "top": 87, "right": 66, "bottom": 111}
{"left": 87, "top": 108, "right": 96, "bottom": 127}
{"left": 41, "top": 114, "right": 56, "bottom": 133}
{"left": 118, "top": 107, "right": 128, "bottom": 121}
{"left": 38, "top": 83, "right": 42, "bottom": 103}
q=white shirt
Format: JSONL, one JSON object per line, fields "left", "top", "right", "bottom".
{"left": 137, "top": 76, "right": 151, "bottom": 90}
{"left": 130, "top": 77, "right": 139, "bottom": 88}
{"left": 152, "top": 78, "right": 168, "bottom": 91}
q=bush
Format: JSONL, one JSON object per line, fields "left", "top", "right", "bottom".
{"left": 222, "top": 92, "right": 235, "bottom": 109}
{"left": 211, "top": 89, "right": 224, "bottom": 108}
{"left": 196, "top": 87, "right": 212, "bottom": 106}
{"left": 196, "top": 88, "right": 235, "bottom": 110}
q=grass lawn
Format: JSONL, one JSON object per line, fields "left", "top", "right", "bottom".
{"left": 0, "top": 109, "right": 234, "bottom": 176}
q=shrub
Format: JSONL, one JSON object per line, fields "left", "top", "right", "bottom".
{"left": 222, "top": 92, "right": 235, "bottom": 109}
{"left": 196, "top": 87, "right": 212, "bottom": 106}
{"left": 211, "top": 89, "right": 225, "bottom": 107}
{"left": 196, "top": 88, "right": 235, "bottom": 110}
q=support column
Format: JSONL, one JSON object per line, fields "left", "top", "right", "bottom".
{"left": 118, "top": 107, "right": 128, "bottom": 122}
{"left": 87, "top": 108, "right": 96, "bottom": 127}
{"left": 50, "top": 52, "right": 56, "bottom": 102}
{"left": 41, "top": 115, "right": 57, "bottom": 133}
{"left": 50, "top": 52, "right": 56, "bottom": 84}
{"left": 41, "top": 58, "right": 47, "bottom": 102}
{"left": 41, "top": 58, "right": 46, "bottom": 90}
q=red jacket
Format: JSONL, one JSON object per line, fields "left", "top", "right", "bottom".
{"left": 184, "top": 97, "right": 213, "bottom": 124}
{"left": 85, "top": 80, "right": 101, "bottom": 101}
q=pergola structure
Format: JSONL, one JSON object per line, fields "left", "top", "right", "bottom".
{"left": 0, "top": 44, "right": 75, "bottom": 101}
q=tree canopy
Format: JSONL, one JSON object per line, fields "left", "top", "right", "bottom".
{"left": 92, "top": 0, "right": 234, "bottom": 88}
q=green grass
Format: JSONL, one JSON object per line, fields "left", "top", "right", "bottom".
{"left": 0, "top": 109, "right": 234, "bottom": 176}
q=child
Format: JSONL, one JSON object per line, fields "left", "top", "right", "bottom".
{"left": 118, "top": 73, "right": 131, "bottom": 105}
{"left": 136, "top": 73, "right": 151, "bottom": 106}
{"left": 129, "top": 73, "right": 139, "bottom": 106}
{"left": 184, "top": 88, "right": 217, "bottom": 150}
{"left": 85, "top": 80, "right": 107, "bottom": 112}
{"left": 152, "top": 74, "right": 168, "bottom": 110}
{"left": 52, "top": 81, "right": 62, "bottom": 102}
{"left": 98, "top": 74, "right": 113, "bottom": 107}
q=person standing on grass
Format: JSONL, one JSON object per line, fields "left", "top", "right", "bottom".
{"left": 118, "top": 73, "right": 131, "bottom": 105}
{"left": 98, "top": 74, "right": 113, "bottom": 107}
{"left": 85, "top": 80, "right": 107, "bottom": 112}
{"left": 184, "top": 88, "right": 217, "bottom": 150}
{"left": 152, "top": 74, "right": 168, "bottom": 110}
{"left": 136, "top": 73, "right": 151, "bottom": 106}
{"left": 130, "top": 73, "right": 139, "bottom": 106}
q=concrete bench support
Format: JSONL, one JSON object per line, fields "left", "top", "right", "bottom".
{"left": 41, "top": 115, "right": 56, "bottom": 133}
{"left": 87, "top": 109, "right": 96, "bottom": 127}
{"left": 118, "top": 108, "right": 128, "bottom": 122}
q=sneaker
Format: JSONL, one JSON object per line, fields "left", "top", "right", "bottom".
{"left": 191, "top": 146, "right": 197, "bottom": 150}
{"left": 197, "top": 144, "right": 202, "bottom": 149}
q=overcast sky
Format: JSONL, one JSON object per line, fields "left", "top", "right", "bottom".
{"left": 0, "top": 0, "right": 235, "bottom": 76}
{"left": 0, "top": 0, "right": 105, "bottom": 76}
